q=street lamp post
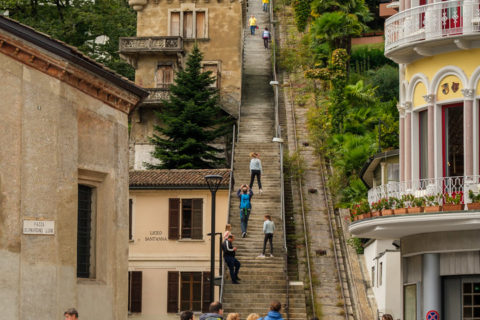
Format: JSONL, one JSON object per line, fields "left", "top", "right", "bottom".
{"left": 204, "top": 174, "right": 224, "bottom": 303}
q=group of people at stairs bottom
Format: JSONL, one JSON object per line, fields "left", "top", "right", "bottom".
{"left": 180, "top": 300, "right": 285, "bottom": 320}
{"left": 223, "top": 152, "right": 276, "bottom": 285}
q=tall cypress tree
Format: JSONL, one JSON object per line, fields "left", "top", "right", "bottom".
{"left": 147, "top": 45, "right": 232, "bottom": 169}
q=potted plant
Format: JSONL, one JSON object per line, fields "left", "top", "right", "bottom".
{"left": 381, "top": 197, "right": 396, "bottom": 216}
{"left": 424, "top": 194, "right": 443, "bottom": 213}
{"left": 408, "top": 197, "right": 425, "bottom": 213}
{"left": 370, "top": 200, "right": 383, "bottom": 217}
{"left": 443, "top": 193, "right": 464, "bottom": 211}
{"left": 468, "top": 190, "right": 480, "bottom": 210}
{"left": 355, "top": 199, "right": 371, "bottom": 220}
{"left": 394, "top": 195, "right": 408, "bottom": 214}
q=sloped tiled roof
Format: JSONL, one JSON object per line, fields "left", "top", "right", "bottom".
{"left": 129, "top": 169, "right": 231, "bottom": 189}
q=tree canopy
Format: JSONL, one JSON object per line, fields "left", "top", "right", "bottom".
{"left": 147, "top": 45, "right": 232, "bottom": 169}
{"left": 1, "top": 0, "right": 136, "bottom": 79}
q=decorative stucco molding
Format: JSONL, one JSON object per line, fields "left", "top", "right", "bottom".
{"left": 397, "top": 103, "right": 406, "bottom": 117}
{"left": 423, "top": 94, "right": 435, "bottom": 104}
{"left": 404, "top": 101, "right": 413, "bottom": 111}
{"left": 462, "top": 89, "right": 475, "bottom": 100}
{"left": 129, "top": 0, "right": 148, "bottom": 11}
{"left": 0, "top": 34, "right": 139, "bottom": 114}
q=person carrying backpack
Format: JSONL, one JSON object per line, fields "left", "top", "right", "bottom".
{"left": 237, "top": 184, "right": 254, "bottom": 238}
{"left": 258, "top": 301, "right": 284, "bottom": 320}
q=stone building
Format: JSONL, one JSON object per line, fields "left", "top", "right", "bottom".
{"left": 121, "top": 0, "right": 245, "bottom": 169}
{"left": 0, "top": 16, "right": 147, "bottom": 320}
{"left": 127, "top": 169, "right": 230, "bottom": 319}
{"left": 351, "top": 0, "right": 480, "bottom": 319}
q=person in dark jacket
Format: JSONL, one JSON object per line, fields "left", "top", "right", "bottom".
{"left": 200, "top": 301, "right": 224, "bottom": 320}
{"left": 237, "top": 184, "right": 253, "bottom": 238}
{"left": 222, "top": 234, "right": 241, "bottom": 284}
{"left": 259, "top": 301, "right": 284, "bottom": 320}
{"left": 181, "top": 311, "right": 194, "bottom": 320}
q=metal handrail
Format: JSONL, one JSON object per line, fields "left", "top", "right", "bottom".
{"left": 288, "top": 83, "right": 316, "bottom": 318}
{"left": 269, "top": 1, "right": 290, "bottom": 318}
{"left": 220, "top": 124, "right": 236, "bottom": 303}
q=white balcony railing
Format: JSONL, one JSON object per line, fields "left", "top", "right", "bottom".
{"left": 368, "top": 175, "right": 480, "bottom": 204}
{"left": 385, "top": 0, "right": 480, "bottom": 52}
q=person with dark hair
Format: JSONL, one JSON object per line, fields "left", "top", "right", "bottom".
{"left": 222, "top": 234, "right": 241, "bottom": 284}
{"left": 200, "top": 301, "right": 224, "bottom": 320}
{"left": 64, "top": 308, "right": 79, "bottom": 320}
{"left": 181, "top": 311, "right": 194, "bottom": 320}
{"left": 259, "top": 301, "right": 284, "bottom": 320}
{"left": 262, "top": 28, "right": 271, "bottom": 49}
{"left": 310, "top": 318, "right": 319, "bottom": 320}
{"left": 258, "top": 214, "right": 275, "bottom": 258}
{"left": 237, "top": 184, "right": 254, "bottom": 238}
{"left": 382, "top": 315, "right": 393, "bottom": 320}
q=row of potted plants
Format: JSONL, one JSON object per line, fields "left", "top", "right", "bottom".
{"left": 350, "top": 190, "right": 480, "bottom": 221}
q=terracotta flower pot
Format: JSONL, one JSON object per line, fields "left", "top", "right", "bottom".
{"left": 468, "top": 202, "right": 480, "bottom": 210}
{"left": 353, "top": 216, "right": 359, "bottom": 221}
{"left": 424, "top": 205, "right": 443, "bottom": 213}
{"left": 394, "top": 208, "right": 407, "bottom": 215}
{"left": 371, "top": 210, "right": 382, "bottom": 217}
{"left": 381, "top": 209, "right": 394, "bottom": 216}
{"left": 357, "top": 214, "right": 364, "bottom": 220}
{"left": 442, "top": 204, "right": 465, "bottom": 211}
{"left": 407, "top": 207, "right": 424, "bottom": 214}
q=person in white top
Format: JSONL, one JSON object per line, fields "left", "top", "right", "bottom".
{"left": 249, "top": 152, "right": 263, "bottom": 193}
{"left": 258, "top": 214, "right": 275, "bottom": 258}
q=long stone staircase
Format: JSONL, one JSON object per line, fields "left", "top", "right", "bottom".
{"left": 221, "top": 0, "right": 307, "bottom": 319}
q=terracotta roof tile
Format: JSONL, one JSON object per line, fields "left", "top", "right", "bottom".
{"left": 129, "top": 169, "right": 231, "bottom": 189}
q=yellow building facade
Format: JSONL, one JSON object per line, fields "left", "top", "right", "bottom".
{"left": 127, "top": 169, "right": 230, "bottom": 320}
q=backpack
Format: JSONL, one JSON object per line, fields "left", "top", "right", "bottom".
{"left": 240, "top": 193, "right": 251, "bottom": 209}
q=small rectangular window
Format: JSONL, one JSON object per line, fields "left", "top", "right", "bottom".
{"left": 371, "top": 266, "right": 375, "bottom": 287}
{"left": 128, "top": 271, "right": 143, "bottom": 313}
{"left": 77, "top": 184, "right": 93, "bottom": 278}
{"left": 129, "top": 199, "right": 133, "bottom": 241}
{"left": 171, "top": 12, "right": 180, "bottom": 36}
{"left": 379, "top": 262, "right": 383, "bottom": 286}
{"left": 156, "top": 65, "right": 174, "bottom": 89}
{"left": 196, "top": 11, "right": 206, "bottom": 38}
{"left": 183, "top": 11, "right": 194, "bottom": 38}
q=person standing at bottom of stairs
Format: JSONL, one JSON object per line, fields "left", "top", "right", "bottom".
{"left": 249, "top": 152, "right": 263, "bottom": 194}
{"left": 259, "top": 301, "right": 284, "bottom": 320}
{"left": 237, "top": 185, "right": 253, "bottom": 238}
{"left": 258, "top": 214, "right": 275, "bottom": 258}
{"left": 222, "top": 234, "right": 241, "bottom": 284}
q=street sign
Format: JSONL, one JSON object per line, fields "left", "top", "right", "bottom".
{"left": 23, "top": 220, "right": 55, "bottom": 235}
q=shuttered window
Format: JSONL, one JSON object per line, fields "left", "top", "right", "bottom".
{"left": 170, "top": 12, "right": 180, "bottom": 36}
{"left": 129, "top": 199, "right": 133, "bottom": 241}
{"left": 169, "top": 198, "right": 180, "bottom": 240}
{"left": 156, "top": 65, "right": 174, "bottom": 89}
{"left": 128, "top": 271, "right": 142, "bottom": 313}
{"left": 183, "top": 11, "right": 194, "bottom": 38}
{"left": 169, "top": 10, "right": 207, "bottom": 39}
{"left": 169, "top": 198, "right": 203, "bottom": 240}
{"left": 167, "top": 272, "right": 211, "bottom": 313}
{"left": 77, "top": 185, "right": 92, "bottom": 278}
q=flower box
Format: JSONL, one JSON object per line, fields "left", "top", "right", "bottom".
{"left": 381, "top": 209, "right": 394, "bottom": 216}
{"left": 394, "top": 208, "right": 408, "bottom": 215}
{"left": 357, "top": 214, "right": 364, "bottom": 220}
{"left": 364, "top": 212, "right": 372, "bottom": 218}
{"left": 371, "top": 210, "right": 382, "bottom": 217}
{"left": 468, "top": 202, "right": 480, "bottom": 210}
{"left": 443, "top": 204, "right": 465, "bottom": 211}
{"left": 407, "top": 207, "right": 424, "bottom": 214}
{"left": 424, "top": 205, "right": 443, "bottom": 213}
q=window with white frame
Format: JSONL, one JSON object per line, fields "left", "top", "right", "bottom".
{"left": 169, "top": 10, "right": 208, "bottom": 39}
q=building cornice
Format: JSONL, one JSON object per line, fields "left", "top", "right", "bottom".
{"left": 0, "top": 33, "right": 144, "bottom": 114}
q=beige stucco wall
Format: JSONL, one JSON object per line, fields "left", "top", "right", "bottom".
{"left": 0, "top": 46, "right": 130, "bottom": 319}
{"left": 128, "top": 189, "right": 229, "bottom": 320}
{"left": 134, "top": 1, "right": 244, "bottom": 117}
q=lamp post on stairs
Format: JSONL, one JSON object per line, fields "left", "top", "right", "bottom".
{"left": 205, "top": 174, "right": 223, "bottom": 303}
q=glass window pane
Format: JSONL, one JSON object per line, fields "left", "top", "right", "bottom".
{"left": 474, "top": 307, "right": 480, "bottom": 317}
{"left": 474, "top": 283, "right": 480, "bottom": 293}
{"left": 465, "top": 294, "right": 473, "bottom": 305}
{"left": 465, "top": 283, "right": 473, "bottom": 293}
{"left": 419, "top": 110, "right": 428, "bottom": 179}
{"left": 404, "top": 284, "right": 416, "bottom": 320}
{"left": 465, "top": 307, "right": 473, "bottom": 317}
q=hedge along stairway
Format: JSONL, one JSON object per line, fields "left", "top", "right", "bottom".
{"left": 221, "top": 0, "right": 307, "bottom": 319}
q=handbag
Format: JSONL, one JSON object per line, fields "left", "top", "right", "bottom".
{"left": 256, "top": 26, "right": 259, "bottom": 29}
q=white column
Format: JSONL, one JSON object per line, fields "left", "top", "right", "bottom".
{"left": 398, "top": 105, "right": 406, "bottom": 182}
{"left": 381, "top": 162, "right": 387, "bottom": 186}
{"left": 463, "top": 89, "right": 475, "bottom": 177}
{"left": 422, "top": 253, "right": 441, "bottom": 319}
{"left": 424, "top": 94, "right": 436, "bottom": 180}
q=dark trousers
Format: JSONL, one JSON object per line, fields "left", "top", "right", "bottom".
{"left": 249, "top": 170, "right": 262, "bottom": 189}
{"left": 240, "top": 209, "right": 250, "bottom": 234}
{"left": 263, "top": 233, "right": 273, "bottom": 254}
{"left": 263, "top": 38, "right": 269, "bottom": 48}
{"left": 250, "top": 25, "right": 256, "bottom": 35}
{"left": 225, "top": 256, "right": 241, "bottom": 282}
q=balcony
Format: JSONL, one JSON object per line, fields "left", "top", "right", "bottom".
{"left": 119, "top": 36, "right": 183, "bottom": 55}
{"left": 141, "top": 88, "right": 170, "bottom": 106}
{"left": 385, "top": 0, "right": 480, "bottom": 63}
{"left": 349, "top": 175, "right": 480, "bottom": 239}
